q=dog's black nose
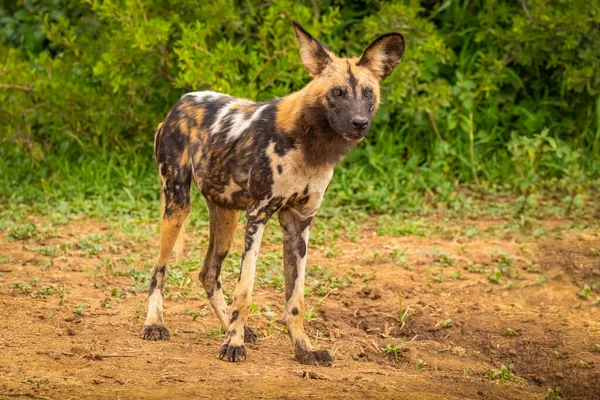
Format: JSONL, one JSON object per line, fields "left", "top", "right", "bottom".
{"left": 351, "top": 118, "right": 368, "bottom": 130}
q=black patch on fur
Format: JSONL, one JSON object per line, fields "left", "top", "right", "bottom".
{"left": 281, "top": 100, "right": 355, "bottom": 167}
{"left": 347, "top": 62, "right": 358, "bottom": 93}
{"left": 200, "top": 249, "right": 229, "bottom": 298}
{"left": 298, "top": 240, "right": 307, "bottom": 259}
{"left": 292, "top": 307, "right": 299, "bottom": 316}
{"left": 298, "top": 195, "right": 310, "bottom": 205}
{"left": 277, "top": 164, "right": 283, "bottom": 174}
{"left": 230, "top": 310, "right": 239, "bottom": 324}
{"left": 280, "top": 212, "right": 314, "bottom": 301}
{"left": 273, "top": 133, "right": 297, "bottom": 156}
{"left": 240, "top": 196, "right": 284, "bottom": 279}
{"left": 148, "top": 265, "right": 166, "bottom": 295}
{"left": 155, "top": 112, "right": 192, "bottom": 218}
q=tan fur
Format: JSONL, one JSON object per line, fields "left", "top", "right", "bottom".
{"left": 177, "top": 118, "right": 189, "bottom": 138}
{"left": 173, "top": 215, "right": 187, "bottom": 260}
{"left": 157, "top": 211, "right": 188, "bottom": 265}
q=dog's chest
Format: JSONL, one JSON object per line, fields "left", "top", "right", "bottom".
{"left": 271, "top": 157, "right": 334, "bottom": 213}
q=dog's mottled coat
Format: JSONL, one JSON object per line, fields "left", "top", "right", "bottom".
{"left": 141, "top": 21, "right": 405, "bottom": 366}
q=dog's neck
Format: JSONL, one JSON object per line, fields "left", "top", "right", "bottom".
{"left": 276, "top": 85, "right": 356, "bottom": 168}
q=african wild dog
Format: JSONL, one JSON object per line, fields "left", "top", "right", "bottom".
{"left": 141, "top": 21, "right": 405, "bottom": 366}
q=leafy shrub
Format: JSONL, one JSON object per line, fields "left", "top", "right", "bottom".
{"left": 1, "top": 0, "right": 599, "bottom": 212}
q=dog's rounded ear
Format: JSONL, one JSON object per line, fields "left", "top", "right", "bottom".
{"left": 292, "top": 20, "right": 332, "bottom": 77}
{"left": 357, "top": 33, "right": 405, "bottom": 80}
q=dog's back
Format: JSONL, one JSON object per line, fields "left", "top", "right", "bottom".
{"left": 155, "top": 91, "right": 305, "bottom": 211}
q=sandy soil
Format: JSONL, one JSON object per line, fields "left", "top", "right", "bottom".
{"left": 0, "top": 217, "right": 599, "bottom": 399}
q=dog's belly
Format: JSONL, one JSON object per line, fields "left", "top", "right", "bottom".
{"left": 199, "top": 177, "right": 252, "bottom": 210}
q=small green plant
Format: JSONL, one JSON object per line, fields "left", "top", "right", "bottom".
{"left": 33, "top": 245, "right": 59, "bottom": 257}
{"left": 467, "top": 261, "right": 485, "bottom": 273}
{"left": 100, "top": 298, "right": 112, "bottom": 308}
{"left": 304, "top": 292, "right": 330, "bottom": 323}
{"left": 383, "top": 340, "right": 405, "bottom": 362}
{"left": 344, "top": 221, "right": 361, "bottom": 243}
{"left": 201, "top": 326, "right": 225, "bottom": 338}
{"left": 536, "top": 273, "right": 548, "bottom": 286}
{"left": 397, "top": 291, "right": 411, "bottom": 330}
{"left": 78, "top": 234, "right": 105, "bottom": 256}
{"left": 547, "top": 387, "right": 561, "bottom": 400}
{"left": 486, "top": 363, "right": 515, "bottom": 384}
{"left": 392, "top": 248, "right": 410, "bottom": 269}
{"left": 183, "top": 308, "right": 200, "bottom": 321}
{"left": 11, "top": 282, "right": 32, "bottom": 295}
{"left": 414, "top": 358, "right": 427, "bottom": 372}
{"left": 577, "top": 360, "right": 590, "bottom": 369}
{"left": 590, "top": 248, "right": 599, "bottom": 256}
{"left": 578, "top": 285, "right": 593, "bottom": 299}
{"left": 364, "top": 251, "right": 384, "bottom": 264}
{"left": 502, "top": 328, "right": 517, "bottom": 337}
{"left": 324, "top": 246, "right": 339, "bottom": 258}
{"left": 526, "top": 261, "right": 542, "bottom": 273}
{"left": 433, "top": 272, "right": 445, "bottom": 283}
{"left": 449, "top": 271, "right": 463, "bottom": 280}
{"left": 487, "top": 268, "right": 504, "bottom": 283}
{"left": 110, "top": 288, "right": 126, "bottom": 299}
{"left": 428, "top": 247, "right": 455, "bottom": 267}
{"left": 8, "top": 223, "right": 38, "bottom": 240}
{"left": 438, "top": 319, "right": 452, "bottom": 329}
{"left": 73, "top": 302, "right": 91, "bottom": 315}
{"left": 39, "top": 285, "right": 57, "bottom": 299}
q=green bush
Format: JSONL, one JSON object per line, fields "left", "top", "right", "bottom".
{"left": 1, "top": 0, "right": 599, "bottom": 212}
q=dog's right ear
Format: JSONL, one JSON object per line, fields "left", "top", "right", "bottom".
{"left": 357, "top": 33, "right": 405, "bottom": 80}
{"left": 292, "top": 21, "right": 332, "bottom": 77}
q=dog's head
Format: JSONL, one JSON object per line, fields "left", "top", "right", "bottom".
{"left": 292, "top": 21, "right": 405, "bottom": 141}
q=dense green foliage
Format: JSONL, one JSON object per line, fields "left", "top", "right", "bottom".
{"left": 1, "top": 0, "right": 599, "bottom": 213}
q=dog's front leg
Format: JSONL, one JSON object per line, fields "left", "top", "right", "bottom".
{"left": 279, "top": 207, "right": 333, "bottom": 366}
{"left": 219, "top": 198, "right": 280, "bottom": 362}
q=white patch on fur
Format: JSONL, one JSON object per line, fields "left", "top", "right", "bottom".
{"left": 209, "top": 101, "right": 234, "bottom": 135}
{"left": 144, "top": 289, "right": 164, "bottom": 326}
{"left": 225, "top": 104, "right": 269, "bottom": 142}
{"left": 185, "top": 91, "right": 223, "bottom": 102}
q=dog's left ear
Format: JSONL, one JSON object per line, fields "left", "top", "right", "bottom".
{"left": 292, "top": 20, "right": 332, "bottom": 77}
{"left": 357, "top": 33, "right": 405, "bottom": 80}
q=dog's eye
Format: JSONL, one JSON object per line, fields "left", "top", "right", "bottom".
{"left": 363, "top": 88, "right": 373, "bottom": 98}
{"left": 332, "top": 88, "right": 342, "bottom": 96}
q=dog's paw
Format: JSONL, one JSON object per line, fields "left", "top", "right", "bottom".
{"left": 244, "top": 326, "right": 259, "bottom": 344}
{"left": 219, "top": 343, "right": 247, "bottom": 362}
{"left": 295, "top": 342, "right": 333, "bottom": 366}
{"left": 140, "top": 324, "right": 170, "bottom": 341}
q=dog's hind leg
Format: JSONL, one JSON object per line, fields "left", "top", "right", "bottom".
{"left": 142, "top": 124, "right": 192, "bottom": 340}
{"left": 199, "top": 202, "right": 241, "bottom": 336}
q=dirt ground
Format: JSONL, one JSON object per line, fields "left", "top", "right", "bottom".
{"left": 0, "top": 216, "right": 599, "bottom": 399}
